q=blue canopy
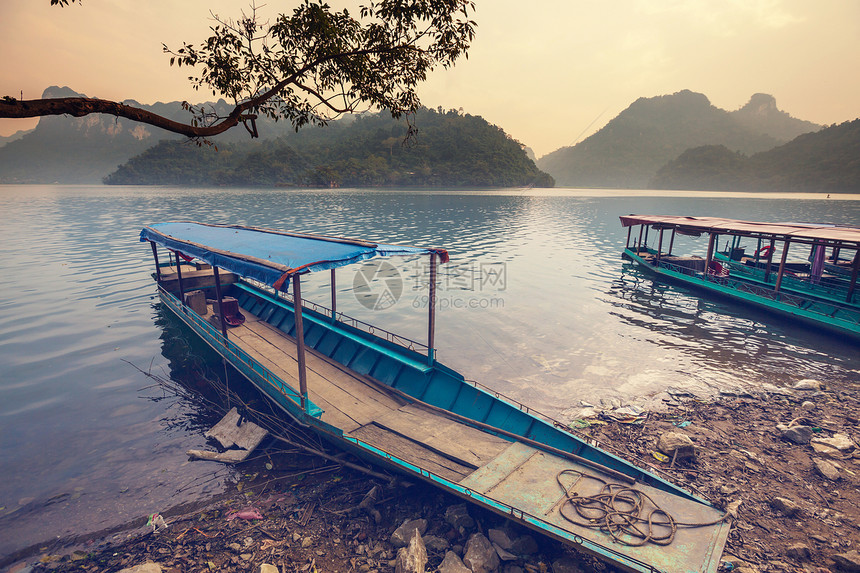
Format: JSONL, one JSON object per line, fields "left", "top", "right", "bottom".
{"left": 140, "top": 221, "right": 449, "bottom": 289}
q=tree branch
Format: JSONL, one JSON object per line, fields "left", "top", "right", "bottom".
{"left": 0, "top": 96, "right": 246, "bottom": 138}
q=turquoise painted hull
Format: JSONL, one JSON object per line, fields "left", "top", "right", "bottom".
{"left": 623, "top": 248, "right": 860, "bottom": 339}
{"left": 158, "top": 278, "right": 729, "bottom": 573}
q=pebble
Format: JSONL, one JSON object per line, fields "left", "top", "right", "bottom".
{"left": 781, "top": 425, "right": 813, "bottom": 445}
{"left": 770, "top": 496, "right": 801, "bottom": 517}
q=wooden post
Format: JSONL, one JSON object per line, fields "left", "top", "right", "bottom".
{"left": 150, "top": 242, "right": 161, "bottom": 281}
{"left": 774, "top": 240, "right": 791, "bottom": 294}
{"left": 668, "top": 228, "right": 676, "bottom": 256}
{"left": 213, "top": 266, "right": 228, "bottom": 340}
{"left": 293, "top": 274, "right": 309, "bottom": 412}
{"left": 428, "top": 252, "right": 437, "bottom": 364}
{"left": 330, "top": 268, "right": 337, "bottom": 321}
{"left": 637, "top": 225, "right": 644, "bottom": 253}
{"left": 704, "top": 233, "right": 716, "bottom": 280}
{"left": 656, "top": 227, "right": 664, "bottom": 266}
{"left": 625, "top": 226, "right": 632, "bottom": 249}
{"left": 174, "top": 251, "right": 186, "bottom": 305}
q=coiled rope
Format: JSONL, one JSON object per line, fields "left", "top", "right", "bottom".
{"left": 556, "top": 470, "right": 730, "bottom": 547}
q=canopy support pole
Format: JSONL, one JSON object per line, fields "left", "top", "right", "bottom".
{"left": 668, "top": 229, "right": 676, "bottom": 255}
{"left": 150, "top": 242, "right": 161, "bottom": 281}
{"left": 704, "top": 233, "right": 716, "bottom": 280}
{"left": 625, "top": 226, "right": 632, "bottom": 249}
{"left": 656, "top": 227, "right": 664, "bottom": 266}
{"left": 330, "top": 268, "right": 337, "bottom": 322}
{"left": 213, "top": 266, "right": 228, "bottom": 340}
{"left": 174, "top": 251, "right": 186, "bottom": 306}
{"left": 637, "top": 225, "right": 644, "bottom": 253}
{"left": 774, "top": 240, "right": 791, "bottom": 294}
{"left": 763, "top": 238, "right": 776, "bottom": 282}
{"left": 847, "top": 250, "right": 859, "bottom": 303}
{"left": 293, "top": 275, "right": 309, "bottom": 412}
{"left": 428, "top": 253, "right": 437, "bottom": 365}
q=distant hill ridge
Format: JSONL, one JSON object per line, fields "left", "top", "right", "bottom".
{"left": 0, "top": 86, "right": 298, "bottom": 184}
{"left": 651, "top": 119, "right": 860, "bottom": 192}
{"left": 537, "top": 90, "right": 821, "bottom": 189}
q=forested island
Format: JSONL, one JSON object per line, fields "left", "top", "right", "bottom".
{"left": 105, "top": 108, "right": 554, "bottom": 188}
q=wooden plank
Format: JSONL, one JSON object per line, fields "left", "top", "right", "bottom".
{"left": 371, "top": 404, "right": 510, "bottom": 469}
{"left": 205, "top": 406, "right": 268, "bottom": 451}
{"left": 226, "top": 306, "right": 402, "bottom": 432}
{"left": 349, "top": 423, "right": 473, "bottom": 482}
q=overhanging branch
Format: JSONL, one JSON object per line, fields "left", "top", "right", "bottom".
{"left": 0, "top": 96, "right": 247, "bottom": 138}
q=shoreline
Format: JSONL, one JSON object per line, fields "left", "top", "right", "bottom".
{"left": 8, "top": 378, "right": 860, "bottom": 573}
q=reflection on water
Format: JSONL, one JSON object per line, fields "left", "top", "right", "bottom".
{"left": 0, "top": 185, "right": 858, "bottom": 560}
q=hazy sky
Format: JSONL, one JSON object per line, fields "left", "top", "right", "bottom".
{"left": 2, "top": 1, "right": 859, "bottom": 157}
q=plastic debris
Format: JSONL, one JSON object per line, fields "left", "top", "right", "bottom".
{"left": 674, "top": 421, "right": 691, "bottom": 428}
{"left": 226, "top": 507, "right": 264, "bottom": 521}
{"left": 147, "top": 512, "right": 168, "bottom": 532}
{"left": 652, "top": 451, "right": 670, "bottom": 463}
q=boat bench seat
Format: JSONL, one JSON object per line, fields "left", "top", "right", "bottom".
{"left": 231, "top": 283, "right": 433, "bottom": 383}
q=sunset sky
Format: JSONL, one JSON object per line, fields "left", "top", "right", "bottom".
{"left": 2, "top": 0, "right": 859, "bottom": 157}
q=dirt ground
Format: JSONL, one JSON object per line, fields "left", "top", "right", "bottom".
{"left": 12, "top": 379, "right": 860, "bottom": 573}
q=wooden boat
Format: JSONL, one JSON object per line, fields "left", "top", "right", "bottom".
{"left": 620, "top": 215, "right": 860, "bottom": 339}
{"left": 141, "top": 221, "right": 730, "bottom": 573}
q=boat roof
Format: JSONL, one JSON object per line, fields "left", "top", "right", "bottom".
{"left": 140, "top": 221, "right": 449, "bottom": 288}
{"left": 620, "top": 215, "right": 860, "bottom": 246}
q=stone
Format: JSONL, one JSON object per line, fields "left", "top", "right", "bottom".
{"left": 800, "top": 401, "right": 816, "bottom": 410}
{"left": 814, "top": 458, "right": 843, "bottom": 481}
{"left": 781, "top": 425, "right": 814, "bottom": 445}
{"left": 395, "top": 530, "right": 427, "bottom": 573}
{"left": 118, "top": 564, "right": 163, "bottom": 573}
{"left": 812, "top": 434, "right": 856, "bottom": 454}
{"left": 793, "top": 379, "right": 824, "bottom": 391}
{"left": 786, "top": 544, "right": 812, "bottom": 561}
{"left": 463, "top": 533, "right": 500, "bottom": 573}
{"left": 509, "top": 535, "right": 539, "bottom": 555}
{"left": 444, "top": 504, "right": 475, "bottom": 531}
{"left": 438, "top": 551, "right": 471, "bottom": 573}
{"left": 657, "top": 432, "right": 696, "bottom": 459}
{"left": 551, "top": 556, "right": 585, "bottom": 573}
{"left": 487, "top": 528, "right": 513, "bottom": 550}
{"left": 770, "top": 496, "right": 801, "bottom": 517}
{"left": 423, "top": 535, "right": 450, "bottom": 553}
{"left": 492, "top": 543, "right": 518, "bottom": 562}
{"left": 832, "top": 550, "right": 860, "bottom": 573}
{"left": 391, "top": 520, "right": 428, "bottom": 548}
{"left": 301, "top": 537, "right": 313, "bottom": 548}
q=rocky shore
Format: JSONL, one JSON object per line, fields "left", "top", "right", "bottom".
{"left": 12, "top": 377, "right": 860, "bottom": 573}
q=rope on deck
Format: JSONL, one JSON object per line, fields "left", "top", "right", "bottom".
{"left": 556, "top": 470, "right": 731, "bottom": 546}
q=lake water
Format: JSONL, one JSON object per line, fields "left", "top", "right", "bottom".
{"left": 1, "top": 185, "right": 858, "bottom": 561}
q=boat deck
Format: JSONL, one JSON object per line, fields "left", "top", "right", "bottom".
{"left": 193, "top": 298, "right": 728, "bottom": 572}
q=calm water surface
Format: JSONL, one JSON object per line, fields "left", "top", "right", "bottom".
{"left": 1, "top": 185, "right": 858, "bottom": 559}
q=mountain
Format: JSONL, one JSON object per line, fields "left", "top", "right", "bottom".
{"left": 0, "top": 128, "right": 34, "bottom": 148}
{"left": 651, "top": 119, "right": 860, "bottom": 192}
{"left": 537, "top": 90, "right": 821, "bottom": 188}
{"left": 0, "top": 86, "right": 294, "bottom": 184}
{"left": 105, "top": 108, "right": 555, "bottom": 188}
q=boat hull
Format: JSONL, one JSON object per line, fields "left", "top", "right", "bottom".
{"left": 623, "top": 249, "right": 860, "bottom": 339}
{"left": 157, "top": 280, "right": 730, "bottom": 573}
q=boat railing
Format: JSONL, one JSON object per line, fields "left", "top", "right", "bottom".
{"left": 655, "top": 260, "right": 859, "bottom": 326}
{"left": 723, "top": 259, "right": 856, "bottom": 304}
{"left": 158, "top": 284, "right": 322, "bottom": 417}
{"left": 243, "top": 279, "right": 431, "bottom": 355}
